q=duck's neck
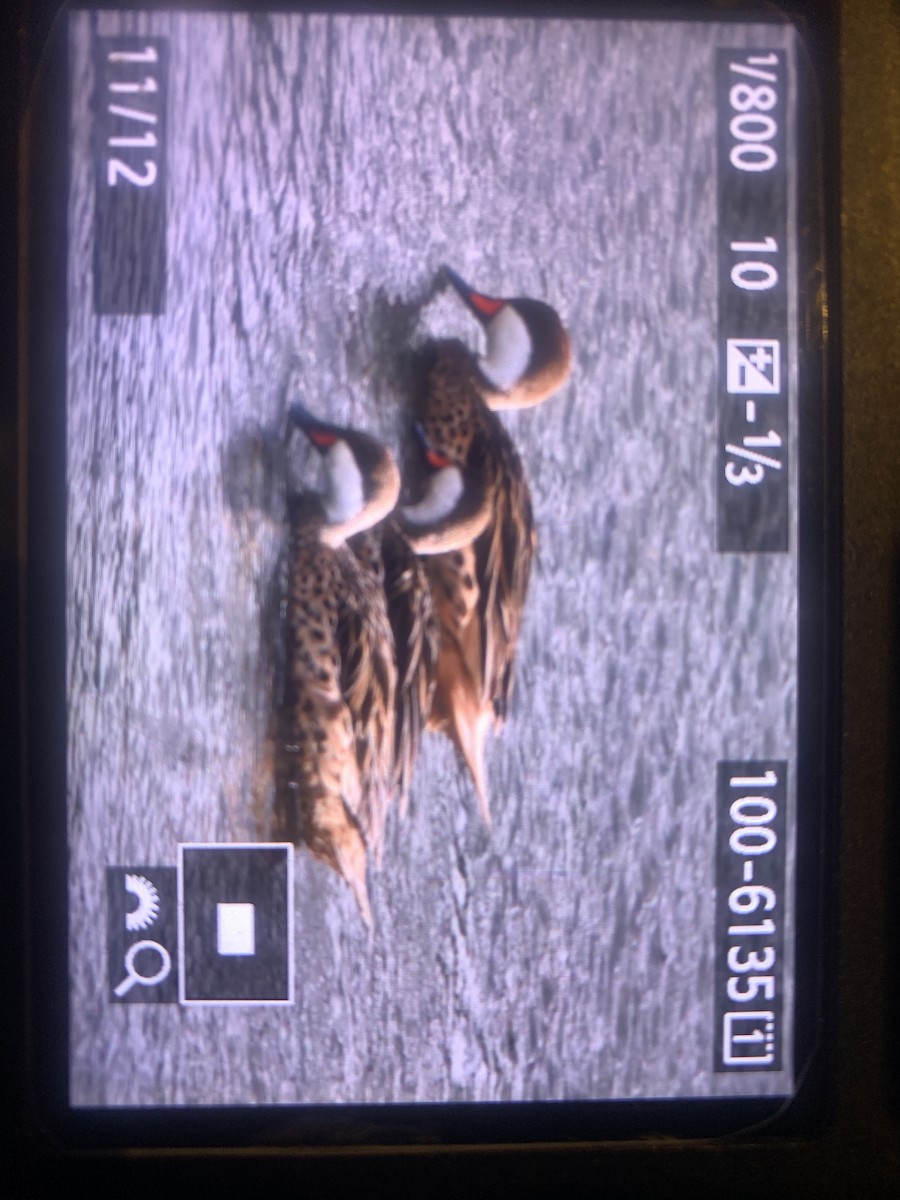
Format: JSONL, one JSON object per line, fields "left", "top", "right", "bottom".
{"left": 399, "top": 465, "right": 492, "bottom": 554}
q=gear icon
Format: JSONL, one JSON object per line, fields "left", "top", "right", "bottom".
{"left": 124, "top": 873, "right": 161, "bottom": 931}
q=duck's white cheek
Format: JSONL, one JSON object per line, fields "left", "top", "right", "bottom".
{"left": 401, "top": 466, "right": 464, "bottom": 526}
{"left": 322, "top": 441, "right": 365, "bottom": 523}
{"left": 480, "top": 305, "right": 532, "bottom": 391}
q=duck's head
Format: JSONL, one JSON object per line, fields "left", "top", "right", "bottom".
{"left": 288, "top": 405, "right": 400, "bottom": 548}
{"left": 396, "top": 421, "right": 493, "bottom": 555}
{"left": 442, "top": 265, "right": 572, "bottom": 411}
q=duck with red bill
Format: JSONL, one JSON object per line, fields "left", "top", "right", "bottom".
{"left": 277, "top": 406, "right": 401, "bottom": 927}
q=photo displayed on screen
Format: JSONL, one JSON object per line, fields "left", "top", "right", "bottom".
{"left": 65, "top": 8, "right": 801, "bottom": 1107}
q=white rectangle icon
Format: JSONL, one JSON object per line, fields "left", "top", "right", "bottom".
{"left": 726, "top": 339, "right": 781, "bottom": 394}
{"left": 216, "top": 902, "right": 256, "bottom": 956}
{"left": 177, "top": 843, "right": 294, "bottom": 1007}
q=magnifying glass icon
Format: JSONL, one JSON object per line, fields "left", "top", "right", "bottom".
{"left": 113, "top": 939, "right": 172, "bottom": 997}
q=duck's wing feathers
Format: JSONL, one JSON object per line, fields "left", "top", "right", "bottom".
{"left": 477, "top": 413, "right": 536, "bottom": 723}
{"left": 381, "top": 520, "right": 439, "bottom": 813}
{"left": 336, "top": 552, "right": 397, "bottom": 865}
{"left": 424, "top": 540, "right": 492, "bottom": 825}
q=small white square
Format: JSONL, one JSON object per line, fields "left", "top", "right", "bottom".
{"left": 216, "top": 902, "right": 255, "bottom": 956}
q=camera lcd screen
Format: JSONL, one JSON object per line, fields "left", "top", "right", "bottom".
{"left": 48, "top": 4, "right": 828, "bottom": 1129}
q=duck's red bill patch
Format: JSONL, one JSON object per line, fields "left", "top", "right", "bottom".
{"left": 469, "top": 292, "right": 505, "bottom": 318}
{"left": 425, "top": 448, "right": 453, "bottom": 469}
{"left": 307, "top": 429, "right": 337, "bottom": 448}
